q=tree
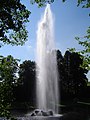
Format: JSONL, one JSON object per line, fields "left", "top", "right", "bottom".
{"left": 56, "top": 50, "right": 88, "bottom": 100}
{"left": 62, "top": 51, "right": 88, "bottom": 98}
{"left": 63, "top": 0, "right": 90, "bottom": 8}
{"left": 56, "top": 50, "right": 66, "bottom": 102}
{"left": 69, "top": 27, "right": 90, "bottom": 70}
{"left": 30, "top": 0, "right": 90, "bottom": 8}
{"left": 0, "top": 55, "right": 19, "bottom": 117}
{"left": 0, "top": 0, "right": 30, "bottom": 47}
{"left": 30, "top": 0, "right": 54, "bottom": 7}
{"left": 15, "top": 60, "right": 36, "bottom": 106}
{"left": 57, "top": 50, "right": 64, "bottom": 82}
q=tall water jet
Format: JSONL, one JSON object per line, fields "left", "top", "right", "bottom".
{"left": 36, "top": 4, "right": 59, "bottom": 114}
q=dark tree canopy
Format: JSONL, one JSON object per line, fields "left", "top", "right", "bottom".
{"left": 63, "top": 51, "right": 88, "bottom": 96}
{"left": 57, "top": 50, "right": 88, "bottom": 98}
{"left": 15, "top": 60, "right": 36, "bottom": 105}
{"left": 0, "top": 0, "right": 30, "bottom": 47}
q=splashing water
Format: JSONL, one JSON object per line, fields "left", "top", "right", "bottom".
{"left": 36, "top": 4, "right": 59, "bottom": 113}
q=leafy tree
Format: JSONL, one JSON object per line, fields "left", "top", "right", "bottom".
{"left": 30, "top": 0, "right": 90, "bottom": 7}
{"left": 15, "top": 60, "right": 36, "bottom": 106}
{"left": 56, "top": 50, "right": 88, "bottom": 100}
{"left": 56, "top": 50, "right": 64, "bottom": 85}
{"left": 0, "top": 0, "right": 30, "bottom": 117}
{"left": 69, "top": 27, "right": 90, "bottom": 70}
{"left": 64, "top": 0, "right": 90, "bottom": 8}
{"left": 30, "top": 0, "right": 54, "bottom": 7}
{"left": 62, "top": 51, "right": 88, "bottom": 98}
{"left": 0, "top": 0, "right": 30, "bottom": 47}
{"left": 56, "top": 50, "right": 66, "bottom": 102}
{"left": 0, "top": 55, "right": 19, "bottom": 117}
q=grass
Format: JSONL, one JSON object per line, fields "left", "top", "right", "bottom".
{"left": 87, "top": 82, "right": 90, "bottom": 86}
{"left": 78, "top": 101, "right": 90, "bottom": 105}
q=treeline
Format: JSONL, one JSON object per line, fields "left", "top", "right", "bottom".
{"left": 57, "top": 50, "right": 88, "bottom": 102}
{"left": 0, "top": 50, "right": 89, "bottom": 116}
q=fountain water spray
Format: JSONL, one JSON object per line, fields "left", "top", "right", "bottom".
{"left": 36, "top": 4, "right": 59, "bottom": 114}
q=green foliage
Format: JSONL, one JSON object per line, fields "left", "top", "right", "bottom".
{"left": 57, "top": 50, "right": 88, "bottom": 97}
{"left": 0, "top": 55, "right": 19, "bottom": 117}
{"left": 30, "top": 0, "right": 90, "bottom": 8}
{"left": 0, "top": 92, "right": 11, "bottom": 118}
{"left": 77, "top": 0, "right": 90, "bottom": 8}
{"left": 0, "top": 55, "right": 19, "bottom": 84}
{"left": 15, "top": 60, "right": 36, "bottom": 105}
{"left": 0, "top": 0, "right": 30, "bottom": 47}
{"left": 18, "top": 60, "right": 35, "bottom": 85}
{"left": 63, "top": 51, "right": 88, "bottom": 95}
{"left": 69, "top": 27, "right": 90, "bottom": 70}
{"left": 87, "top": 82, "right": 90, "bottom": 86}
{"left": 30, "top": 0, "right": 54, "bottom": 7}
{"left": 62, "top": 0, "right": 90, "bottom": 8}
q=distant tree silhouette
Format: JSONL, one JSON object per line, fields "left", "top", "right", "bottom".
{"left": 14, "top": 60, "right": 36, "bottom": 106}
{"left": 56, "top": 50, "right": 88, "bottom": 100}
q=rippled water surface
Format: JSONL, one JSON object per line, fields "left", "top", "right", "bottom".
{"left": 0, "top": 116, "right": 62, "bottom": 120}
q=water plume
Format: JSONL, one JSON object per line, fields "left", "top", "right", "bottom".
{"left": 36, "top": 4, "right": 59, "bottom": 113}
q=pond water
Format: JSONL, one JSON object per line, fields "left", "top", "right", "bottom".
{"left": 0, "top": 114, "right": 90, "bottom": 120}
{"left": 0, "top": 110, "right": 90, "bottom": 120}
{"left": 17, "top": 116, "right": 61, "bottom": 120}
{"left": 0, "top": 116, "right": 62, "bottom": 120}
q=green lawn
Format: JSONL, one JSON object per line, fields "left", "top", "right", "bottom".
{"left": 87, "top": 82, "right": 90, "bottom": 86}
